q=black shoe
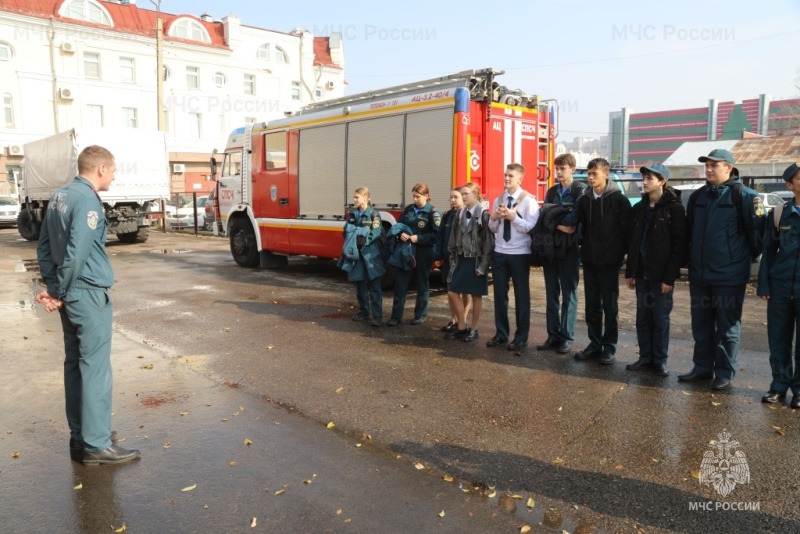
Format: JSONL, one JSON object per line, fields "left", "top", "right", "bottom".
{"left": 486, "top": 335, "right": 507, "bottom": 347}
{"left": 575, "top": 348, "right": 601, "bottom": 360}
{"left": 70, "top": 431, "right": 118, "bottom": 461}
{"left": 371, "top": 319, "right": 382, "bottom": 327}
{"left": 599, "top": 352, "right": 615, "bottom": 365}
{"left": 536, "top": 338, "right": 558, "bottom": 351}
{"left": 82, "top": 444, "right": 140, "bottom": 466}
{"left": 441, "top": 321, "right": 457, "bottom": 332}
{"left": 445, "top": 327, "right": 464, "bottom": 339}
{"left": 507, "top": 340, "right": 527, "bottom": 351}
{"left": 556, "top": 341, "right": 573, "bottom": 354}
{"left": 677, "top": 370, "right": 713, "bottom": 382}
{"left": 654, "top": 363, "right": 669, "bottom": 377}
{"left": 462, "top": 329, "right": 479, "bottom": 342}
{"left": 352, "top": 312, "right": 370, "bottom": 322}
{"left": 791, "top": 394, "right": 800, "bottom": 409}
{"left": 626, "top": 359, "right": 653, "bottom": 371}
{"left": 762, "top": 390, "right": 787, "bottom": 404}
{"left": 386, "top": 318, "right": 400, "bottom": 326}
{"left": 410, "top": 316, "right": 426, "bottom": 325}
{"left": 711, "top": 377, "right": 731, "bottom": 391}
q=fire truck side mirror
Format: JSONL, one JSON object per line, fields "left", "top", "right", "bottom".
{"left": 210, "top": 157, "right": 218, "bottom": 180}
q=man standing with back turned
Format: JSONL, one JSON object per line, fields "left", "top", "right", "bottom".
{"left": 36, "top": 145, "right": 141, "bottom": 466}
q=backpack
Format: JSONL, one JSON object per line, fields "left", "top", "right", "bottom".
{"left": 686, "top": 182, "right": 760, "bottom": 261}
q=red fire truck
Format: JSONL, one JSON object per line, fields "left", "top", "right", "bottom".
{"left": 212, "top": 68, "right": 557, "bottom": 269}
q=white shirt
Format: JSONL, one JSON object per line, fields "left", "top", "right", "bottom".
{"left": 488, "top": 189, "right": 539, "bottom": 255}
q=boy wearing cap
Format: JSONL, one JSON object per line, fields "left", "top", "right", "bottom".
{"left": 624, "top": 164, "right": 686, "bottom": 376}
{"left": 757, "top": 162, "right": 800, "bottom": 408}
{"left": 679, "top": 149, "right": 766, "bottom": 390}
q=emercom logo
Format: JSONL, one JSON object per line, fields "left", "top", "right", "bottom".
{"left": 699, "top": 429, "right": 751, "bottom": 497}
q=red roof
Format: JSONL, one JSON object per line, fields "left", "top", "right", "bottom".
{"left": 313, "top": 36, "right": 341, "bottom": 69}
{"left": 0, "top": 0, "right": 227, "bottom": 48}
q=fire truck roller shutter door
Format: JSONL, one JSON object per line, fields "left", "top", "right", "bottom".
{"left": 298, "top": 123, "right": 346, "bottom": 219}
{"left": 346, "top": 115, "right": 404, "bottom": 209}
{"left": 403, "top": 107, "right": 455, "bottom": 209}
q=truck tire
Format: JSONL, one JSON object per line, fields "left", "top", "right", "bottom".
{"left": 230, "top": 218, "right": 260, "bottom": 267}
{"left": 17, "top": 210, "right": 41, "bottom": 241}
{"left": 117, "top": 227, "right": 150, "bottom": 244}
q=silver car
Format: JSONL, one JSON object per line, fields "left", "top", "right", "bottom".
{"left": 0, "top": 196, "right": 21, "bottom": 227}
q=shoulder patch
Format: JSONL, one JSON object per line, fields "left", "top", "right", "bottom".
{"left": 433, "top": 212, "right": 442, "bottom": 227}
{"left": 372, "top": 218, "right": 381, "bottom": 229}
{"left": 752, "top": 196, "right": 765, "bottom": 218}
{"left": 87, "top": 211, "right": 99, "bottom": 230}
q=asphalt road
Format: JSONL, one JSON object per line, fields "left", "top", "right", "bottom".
{"left": 1, "top": 228, "right": 797, "bottom": 533}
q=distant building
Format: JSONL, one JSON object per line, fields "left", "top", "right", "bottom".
{"left": 0, "top": 0, "right": 344, "bottom": 195}
{"left": 609, "top": 95, "right": 800, "bottom": 168}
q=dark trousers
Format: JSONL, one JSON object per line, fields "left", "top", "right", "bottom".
{"left": 391, "top": 245, "right": 433, "bottom": 321}
{"left": 634, "top": 277, "right": 673, "bottom": 364}
{"left": 59, "top": 288, "right": 114, "bottom": 451}
{"left": 356, "top": 277, "right": 383, "bottom": 320}
{"left": 492, "top": 252, "right": 531, "bottom": 343}
{"left": 542, "top": 246, "right": 580, "bottom": 343}
{"left": 583, "top": 266, "right": 619, "bottom": 354}
{"left": 766, "top": 293, "right": 800, "bottom": 394}
{"left": 689, "top": 283, "right": 745, "bottom": 380}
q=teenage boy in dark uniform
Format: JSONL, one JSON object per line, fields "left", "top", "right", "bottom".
{"left": 679, "top": 149, "right": 766, "bottom": 391}
{"left": 758, "top": 162, "right": 800, "bottom": 407}
{"left": 36, "top": 145, "right": 141, "bottom": 466}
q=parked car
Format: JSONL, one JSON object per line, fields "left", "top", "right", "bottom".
{"left": 203, "top": 189, "right": 221, "bottom": 232}
{"left": 758, "top": 192, "right": 784, "bottom": 211}
{"left": 0, "top": 196, "right": 21, "bottom": 227}
{"left": 573, "top": 171, "right": 642, "bottom": 205}
{"left": 166, "top": 197, "right": 207, "bottom": 230}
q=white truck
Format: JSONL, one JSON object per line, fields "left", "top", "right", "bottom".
{"left": 17, "top": 128, "right": 169, "bottom": 243}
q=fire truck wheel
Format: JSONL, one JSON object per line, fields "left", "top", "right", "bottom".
{"left": 17, "top": 210, "right": 41, "bottom": 241}
{"left": 230, "top": 218, "right": 260, "bottom": 267}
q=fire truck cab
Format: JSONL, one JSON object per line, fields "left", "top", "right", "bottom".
{"left": 213, "top": 68, "right": 557, "bottom": 269}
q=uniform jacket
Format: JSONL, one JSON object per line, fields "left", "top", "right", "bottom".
{"left": 758, "top": 202, "right": 800, "bottom": 297}
{"left": 529, "top": 204, "right": 572, "bottom": 266}
{"left": 447, "top": 206, "right": 493, "bottom": 280}
{"left": 37, "top": 176, "right": 114, "bottom": 300}
{"left": 563, "top": 180, "right": 632, "bottom": 271}
{"left": 435, "top": 208, "right": 458, "bottom": 261}
{"left": 544, "top": 180, "right": 586, "bottom": 250}
{"left": 387, "top": 223, "right": 416, "bottom": 271}
{"left": 686, "top": 177, "right": 766, "bottom": 286}
{"left": 624, "top": 187, "right": 687, "bottom": 286}
{"left": 339, "top": 207, "right": 385, "bottom": 282}
{"left": 398, "top": 202, "right": 441, "bottom": 247}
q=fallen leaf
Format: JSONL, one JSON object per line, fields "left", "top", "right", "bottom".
{"left": 443, "top": 475, "right": 454, "bottom": 482}
{"left": 182, "top": 484, "right": 197, "bottom": 492}
{"left": 141, "top": 364, "right": 154, "bottom": 370}
{"left": 438, "top": 510, "right": 445, "bottom": 518}
{"left": 114, "top": 524, "right": 126, "bottom": 533}
{"left": 520, "top": 526, "right": 532, "bottom": 534}
{"left": 552, "top": 457, "right": 565, "bottom": 464}
{"left": 682, "top": 391, "right": 692, "bottom": 396}
{"left": 488, "top": 490, "right": 497, "bottom": 498}
{"left": 224, "top": 327, "right": 230, "bottom": 332}
{"left": 251, "top": 517, "right": 257, "bottom": 528}
{"left": 203, "top": 505, "right": 208, "bottom": 509}
{"left": 73, "top": 483, "right": 83, "bottom": 490}
{"left": 344, "top": 518, "right": 351, "bottom": 523}
{"left": 221, "top": 418, "right": 228, "bottom": 422}
{"left": 244, "top": 438, "right": 252, "bottom": 446}
{"left": 229, "top": 461, "right": 237, "bottom": 467}
{"left": 11, "top": 451, "right": 20, "bottom": 458}
{"left": 180, "top": 411, "right": 189, "bottom": 416}
{"left": 776, "top": 428, "right": 786, "bottom": 436}
{"left": 164, "top": 442, "right": 170, "bottom": 449}
{"left": 711, "top": 402, "right": 722, "bottom": 407}
{"left": 526, "top": 497, "right": 535, "bottom": 508}
{"left": 327, "top": 422, "right": 335, "bottom": 429}
{"left": 303, "top": 479, "right": 313, "bottom": 485}
{"left": 355, "top": 443, "right": 361, "bottom": 447}
{"left": 336, "top": 509, "right": 342, "bottom": 515}
{"left": 274, "top": 489, "right": 285, "bottom": 496}
{"left": 615, "top": 464, "right": 623, "bottom": 470}
{"left": 414, "top": 463, "right": 425, "bottom": 470}
{"left": 690, "top": 470, "right": 700, "bottom": 479}
{"left": 137, "top": 355, "right": 144, "bottom": 359}
{"left": 266, "top": 345, "right": 274, "bottom": 350}
{"left": 511, "top": 494, "right": 523, "bottom": 500}
{"left": 558, "top": 406, "right": 563, "bottom": 411}
{"left": 335, "top": 387, "right": 344, "bottom": 393}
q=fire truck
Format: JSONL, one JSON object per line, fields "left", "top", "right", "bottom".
{"left": 212, "top": 68, "right": 557, "bottom": 269}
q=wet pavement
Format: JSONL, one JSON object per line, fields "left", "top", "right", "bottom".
{"left": 1, "top": 228, "right": 799, "bottom": 533}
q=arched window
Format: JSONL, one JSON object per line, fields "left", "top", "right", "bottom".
{"left": 274, "top": 46, "right": 288, "bottom": 64}
{"left": 169, "top": 18, "right": 211, "bottom": 43}
{"left": 60, "top": 0, "right": 113, "bottom": 26}
{"left": 256, "top": 43, "right": 270, "bottom": 60}
{"left": 0, "top": 42, "right": 12, "bottom": 60}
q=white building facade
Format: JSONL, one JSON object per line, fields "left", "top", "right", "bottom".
{"left": 0, "top": 0, "right": 344, "bottom": 195}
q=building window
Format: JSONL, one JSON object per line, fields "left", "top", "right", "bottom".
{"left": 61, "top": 0, "right": 113, "bottom": 26}
{"left": 0, "top": 42, "right": 12, "bottom": 61}
{"left": 85, "top": 104, "right": 103, "bottom": 127}
{"left": 119, "top": 57, "right": 135, "bottom": 83}
{"left": 256, "top": 44, "right": 270, "bottom": 59}
{"left": 274, "top": 46, "right": 288, "bottom": 64}
{"left": 122, "top": 107, "right": 138, "bottom": 128}
{"left": 213, "top": 72, "right": 226, "bottom": 88}
{"left": 186, "top": 66, "right": 199, "bottom": 89}
{"left": 244, "top": 74, "right": 255, "bottom": 96}
{"left": 291, "top": 81, "right": 301, "bottom": 101}
{"left": 314, "top": 88, "right": 322, "bottom": 98}
{"left": 84, "top": 52, "right": 101, "bottom": 79}
{"left": 188, "top": 112, "right": 202, "bottom": 139}
{"left": 169, "top": 18, "right": 211, "bottom": 43}
{"left": 3, "top": 94, "right": 13, "bottom": 127}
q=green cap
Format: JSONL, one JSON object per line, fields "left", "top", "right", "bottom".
{"left": 639, "top": 163, "right": 671, "bottom": 180}
{"left": 698, "top": 149, "right": 735, "bottom": 165}
{"left": 783, "top": 162, "right": 800, "bottom": 182}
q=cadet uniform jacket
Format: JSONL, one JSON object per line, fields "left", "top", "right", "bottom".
{"left": 339, "top": 206, "right": 385, "bottom": 282}
{"left": 38, "top": 176, "right": 114, "bottom": 301}
{"left": 758, "top": 202, "right": 800, "bottom": 297}
{"left": 398, "top": 202, "right": 441, "bottom": 247}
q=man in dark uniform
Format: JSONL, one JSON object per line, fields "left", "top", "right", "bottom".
{"left": 679, "top": 149, "right": 766, "bottom": 391}
{"left": 36, "top": 145, "right": 141, "bottom": 466}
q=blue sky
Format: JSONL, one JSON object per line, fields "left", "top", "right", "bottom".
{"left": 164, "top": 0, "right": 799, "bottom": 142}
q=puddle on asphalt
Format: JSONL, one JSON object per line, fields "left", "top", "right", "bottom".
{"left": 149, "top": 249, "right": 193, "bottom": 254}
{"left": 321, "top": 312, "right": 350, "bottom": 319}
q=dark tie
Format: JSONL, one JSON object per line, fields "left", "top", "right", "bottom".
{"left": 503, "top": 196, "right": 513, "bottom": 242}
{"left": 465, "top": 210, "right": 472, "bottom": 220}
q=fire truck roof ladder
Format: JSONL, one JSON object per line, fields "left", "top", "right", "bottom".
{"left": 299, "top": 68, "right": 504, "bottom": 115}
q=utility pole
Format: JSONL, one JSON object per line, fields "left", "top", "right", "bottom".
{"left": 152, "top": 0, "right": 165, "bottom": 131}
